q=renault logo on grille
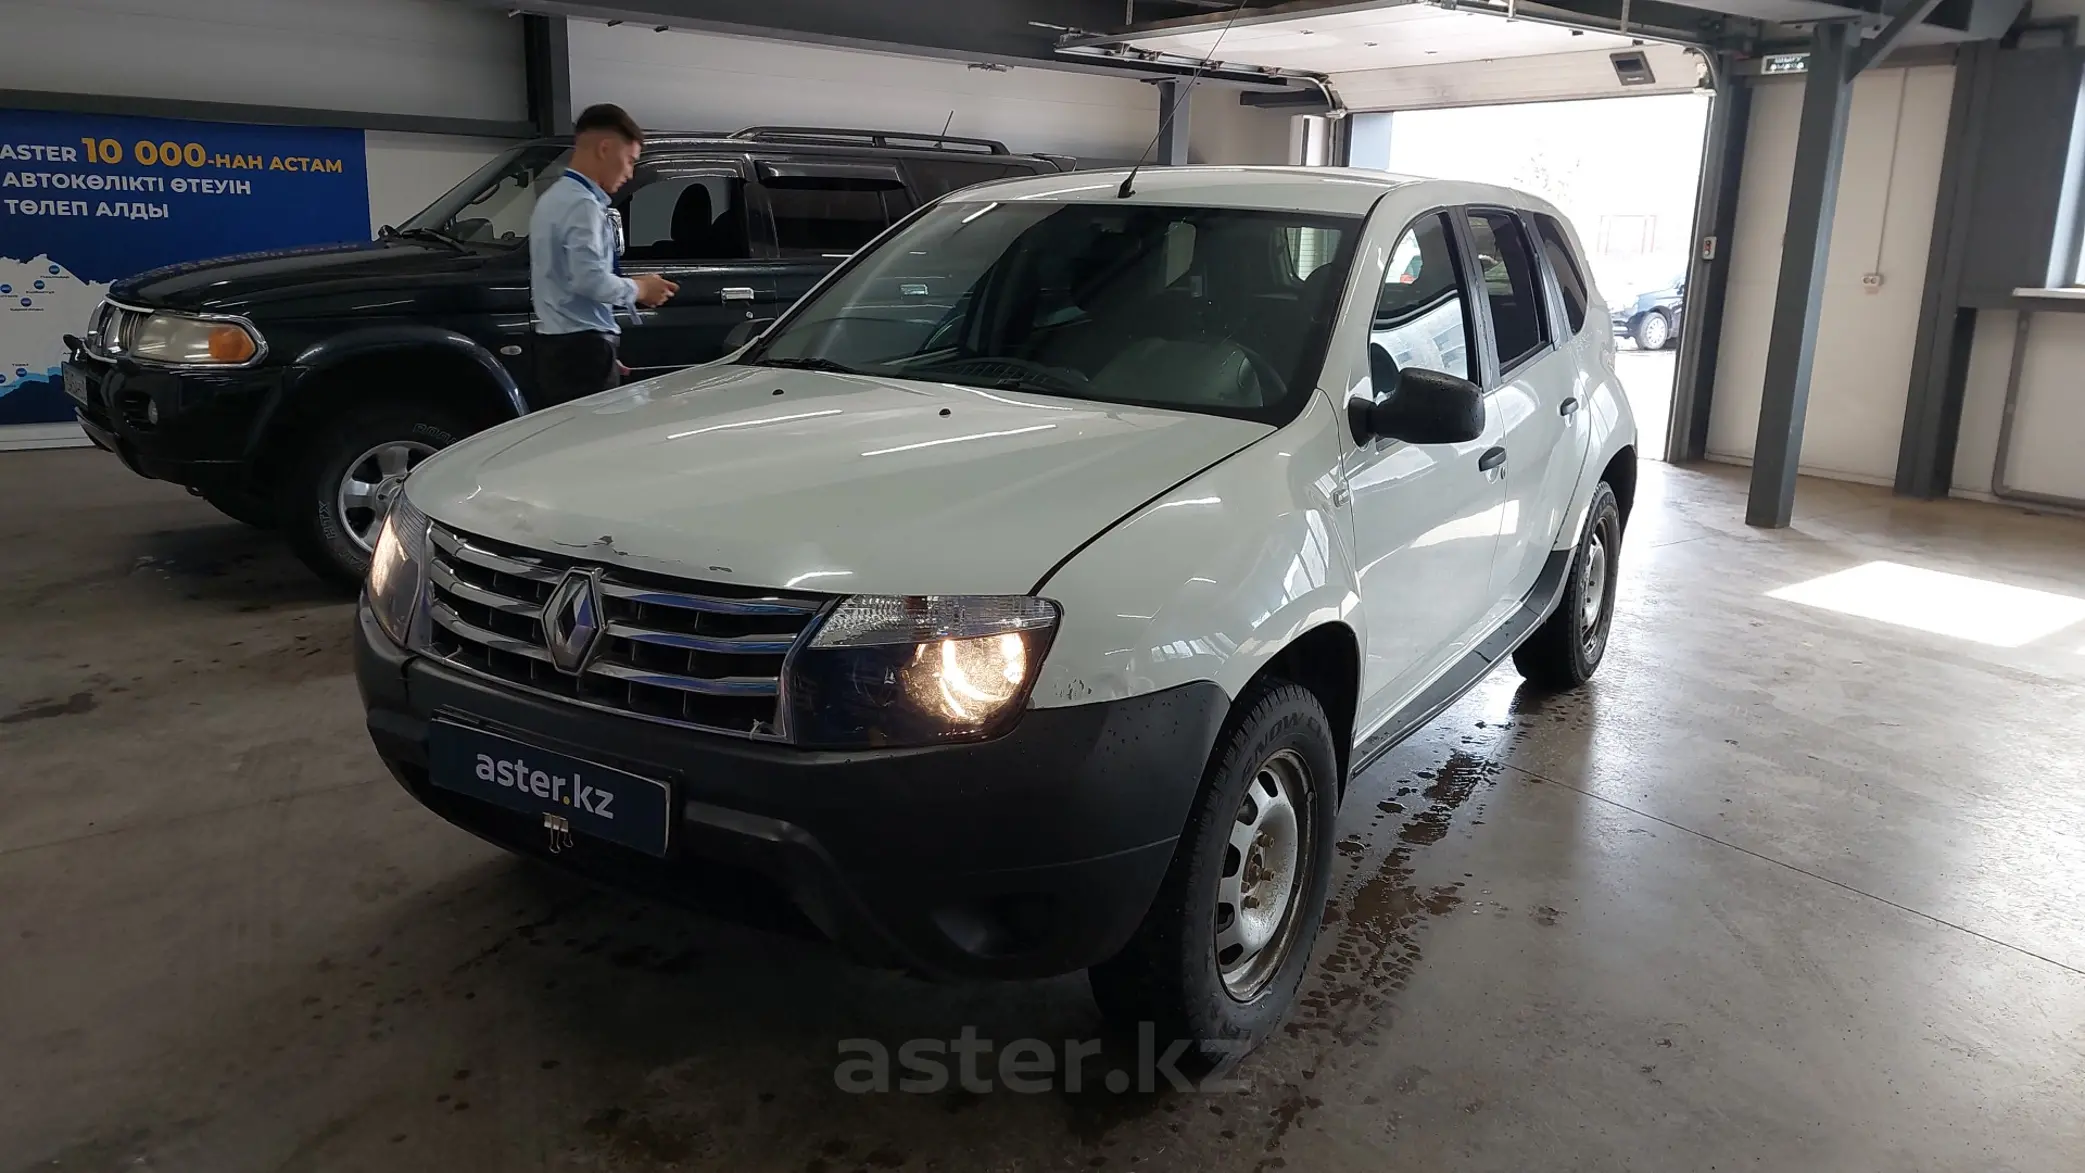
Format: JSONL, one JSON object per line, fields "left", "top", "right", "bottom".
{"left": 543, "top": 568, "right": 605, "bottom": 675}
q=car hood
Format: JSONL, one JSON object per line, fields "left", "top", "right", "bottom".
{"left": 406, "top": 363, "right": 1272, "bottom": 597}
{"left": 110, "top": 238, "right": 499, "bottom": 314}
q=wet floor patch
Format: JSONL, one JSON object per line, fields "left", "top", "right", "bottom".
{"left": 1292, "top": 750, "right": 1503, "bottom": 1043}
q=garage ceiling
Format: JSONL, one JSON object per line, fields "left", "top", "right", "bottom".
{"left": 1101, "top": 6, "right": 1646, "bottom": 73}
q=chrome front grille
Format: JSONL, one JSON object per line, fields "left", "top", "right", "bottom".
{"left": 421, "top": 524, "right": 829, "bottom": 738}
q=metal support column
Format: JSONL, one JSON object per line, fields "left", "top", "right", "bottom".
{"left": 1156, "top": 79, "right": 1193, "bottom": 165}
{"left": 1669, "top": 56, "right": 1750, "bottom": 464}
{"left": 523, "top": 13, "right": 573, "bottom": 138}
{"left": 1746, "top": 20, "right": 1860, "bottom": 528}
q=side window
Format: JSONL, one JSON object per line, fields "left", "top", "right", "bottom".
{"left": 622, "top": 171, "right": 751, "bottom": 262}
{"left": 1371, "top": 212, "right": 1471, "bottom": 384}
{"left": 905, "top": 159, "right": 1033, "bottom": 201}
{"left": 1465, "top": 210, "right": 1549, "bottom": 370}
{"left": 760, "top": 167, "right": 917, "bottom": 257}
{"left": 1534, "top": 213, "right": 1590, "bottom": 336}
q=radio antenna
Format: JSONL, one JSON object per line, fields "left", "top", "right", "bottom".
{"left": 1118, "top": 0, "right": 1253, "bottom": 199}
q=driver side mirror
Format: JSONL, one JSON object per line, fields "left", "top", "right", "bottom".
{"left": 1350, "top": 344, "right": 1485, "bottom": 445}
{"left": 610, "top": 208, "right": 627, "bottom": 257}
{"left": 723, "top": 317, "right": 776, "bottom": 352}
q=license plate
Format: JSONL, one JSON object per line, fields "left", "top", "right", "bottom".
{"left": 63, "top": 364, "right": 92, "bottom": 406}
{"left": 428, "top": 722, "right": 672, "bottom": 857}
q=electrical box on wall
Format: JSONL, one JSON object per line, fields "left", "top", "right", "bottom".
{"left": 1611, "top": 51, "right": 1657, "bottom": 87}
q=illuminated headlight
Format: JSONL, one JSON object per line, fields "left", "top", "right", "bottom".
{"left": 129, "top": 311, "right": 263, "bottom": 366}
{"left": 366, "top": 499, "right": 429, "bottom": 647}
{"left": 787, "top": 595, "right": 1060, "bottom": 748}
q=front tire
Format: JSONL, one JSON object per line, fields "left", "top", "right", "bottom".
{"left": 1513, "top": 481, "right": 1621, "bottom": 689}
{"left": 1088, "top": 681, "right": 1340, "bottom": 1072}
{"left": 1632, "top": 309, "right": 1671, "bottom": 351}
{"left": 283, "top": 401, "right": 467, "bottom": 589}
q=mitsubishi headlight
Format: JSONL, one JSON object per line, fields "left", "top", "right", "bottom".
{"left": 128, "top": 311, "right": 264, "bottom": 366}
{"left": 787, "top": 595, "right": 1060, "bottom": 748}
{"left": 366, "top": 499, "right": 429, "bottom": 647}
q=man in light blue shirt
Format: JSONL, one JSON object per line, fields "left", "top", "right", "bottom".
{"left": 529, "top": 103, "right": 676, "bottom": 405}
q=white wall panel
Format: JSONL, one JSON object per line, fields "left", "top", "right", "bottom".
{"left": 1707, "top": 65, "right": 1954, "bottom": 483}
{"left": 0, "top": 0, "right": 525, "bottom": 121}
{"left": 1189, "top": 91, "right": 1294, "bottom": 166}
{"left": 1952, "top": 309, "right": 2018, "bottom": 496}
{"left": 1999, "top": 313, "right": 2085, "bottom": 501}
{"left": 1955, "top": 310, "right": 2085, "bottom": 502}
{"left": 568, "top": 22, "right": 1157, "bottom": 160}
{"left": 363, "top": 133, "right": 513, "bottom": 237}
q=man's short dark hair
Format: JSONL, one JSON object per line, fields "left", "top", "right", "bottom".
{"left": 574, "top": 103, "right": 643, "bottom": 144}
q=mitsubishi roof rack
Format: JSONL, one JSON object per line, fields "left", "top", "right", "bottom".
{"left": 729, "top": 126, "right": 1011, "bottom": 155}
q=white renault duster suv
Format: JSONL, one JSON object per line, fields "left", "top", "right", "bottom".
{"left": 355, "top": 167, "right": 1636, "bottom": 1065}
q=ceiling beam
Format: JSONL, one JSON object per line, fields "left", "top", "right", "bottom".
{"left": 1072, "top": 0, "right": 1732, "bottom": 49}
{"left": 461, "top": 0, "right": 1312, "bottom": 87}
{"left": 1851, "top": 0, "right": 1946, "bottom": 73}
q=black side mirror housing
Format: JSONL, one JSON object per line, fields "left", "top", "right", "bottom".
{"left": 1350, "top": 345, "right": 1485, "bottom": 445}
{"left": 723, "top": 317, "right": 777, "bottom": 352}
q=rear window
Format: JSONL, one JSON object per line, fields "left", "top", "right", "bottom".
{"left": 1534, "top": 214, "right": 1591, "bottom": 335}
{"left": 905, "top": 158, "right": 1037, "bottom": 201}
{"left": 762, "top": 176, "right": 916, "bottom": 257}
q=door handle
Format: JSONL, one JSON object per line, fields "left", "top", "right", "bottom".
{"left": 1479, "top": 446, "right": 1508, "bottom": 472}
{"left": 721, "top": 287, "right": 757, "bottom": 303}
{"left": 1560, "top": 397, "right": 1581, "bottom": 416}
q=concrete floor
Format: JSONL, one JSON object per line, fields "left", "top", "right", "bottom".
{"left": 3, "top": 447, "right": 2083, "bottom": 1172}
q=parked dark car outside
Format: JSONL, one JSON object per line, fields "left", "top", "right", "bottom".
{"left": 60, "top": 127, "right": 1068, "bottom": 586}
{"left": 1610, "top": 273, "right": 1684, "bottom": 351}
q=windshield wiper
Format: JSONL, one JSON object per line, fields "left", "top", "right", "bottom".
{"left": 391, "top": 226, "right": 469, "bottom": 253}
{"left": 755, "top": 357, "right": 865, "bottom": 375}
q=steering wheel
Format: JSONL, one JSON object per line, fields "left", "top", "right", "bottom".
{"left": 1220, "top": 340, "right": 1290, "bottom": 403}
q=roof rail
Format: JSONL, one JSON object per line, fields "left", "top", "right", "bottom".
{"left": 730, "top": 126, "right": 1011, "bottom": 156}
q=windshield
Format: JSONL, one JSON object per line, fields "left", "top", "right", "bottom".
{"left": 399, "top": 143, "right": 573, "bottom": 247}
{"left": 749, "top": 200, "right": 1363, "bottom": 425}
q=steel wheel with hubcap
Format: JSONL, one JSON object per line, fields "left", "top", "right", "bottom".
{"left": 1089, "top": 682, "right": 1340, "bottom": 1072}
{"left": 337, "top": 440, "right": 435, "bottom": 556}
{"left": 1512, "top": 479, "right": 1622, "bottom": 689}
{"left": 1216, "top": 748, "right": 1315, "bottom": 1001}
{"left": 1578, "top": 527, "right": 1610, "bottom": 662}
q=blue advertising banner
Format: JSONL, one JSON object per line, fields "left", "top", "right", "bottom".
{"left": 0, "top": 109, "right": 370, "bottom": 426}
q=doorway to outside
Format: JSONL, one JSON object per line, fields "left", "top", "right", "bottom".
{"left": 1349, "top": 93, "right": 1714, "bottom": 460}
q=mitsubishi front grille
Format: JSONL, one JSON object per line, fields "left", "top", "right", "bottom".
{"left": 421, "top": 524, "right": 829, "bottom": 738}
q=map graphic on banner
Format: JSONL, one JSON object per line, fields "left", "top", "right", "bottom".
{"left": 0, "top": 108, "right": 370, "bottom": 427}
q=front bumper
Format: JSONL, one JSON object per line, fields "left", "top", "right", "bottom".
{"left": 354, "top": 603, "right": 1227, "bottom": 980}
{"left": 67, "top": 355, "right": 284, "bottom": 498}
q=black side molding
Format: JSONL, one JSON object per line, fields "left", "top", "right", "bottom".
{"left": 1349, "top": 546, "right": 1573, "bottom": 778}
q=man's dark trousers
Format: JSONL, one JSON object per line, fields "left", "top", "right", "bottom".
{"left": 533, "top": 330, "right": 621, "bottom": 407}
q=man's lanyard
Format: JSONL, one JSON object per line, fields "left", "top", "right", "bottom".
{"left": 562, "top": 170, "right": 621, "bottom": 275}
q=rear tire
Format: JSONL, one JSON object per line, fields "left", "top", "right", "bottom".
{"left": 283, "top": 400, "right": 468, "bottom": 589}
{"left": 1513, "top": 481, "right": 1621, "bottom": 690}
{"left": 1088, "top": 681, "right": 1339, "bottom": 1074}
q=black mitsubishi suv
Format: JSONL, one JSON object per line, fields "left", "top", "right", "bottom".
{"left": 62, "top": 126, "right": 1068, "bottom": 586}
